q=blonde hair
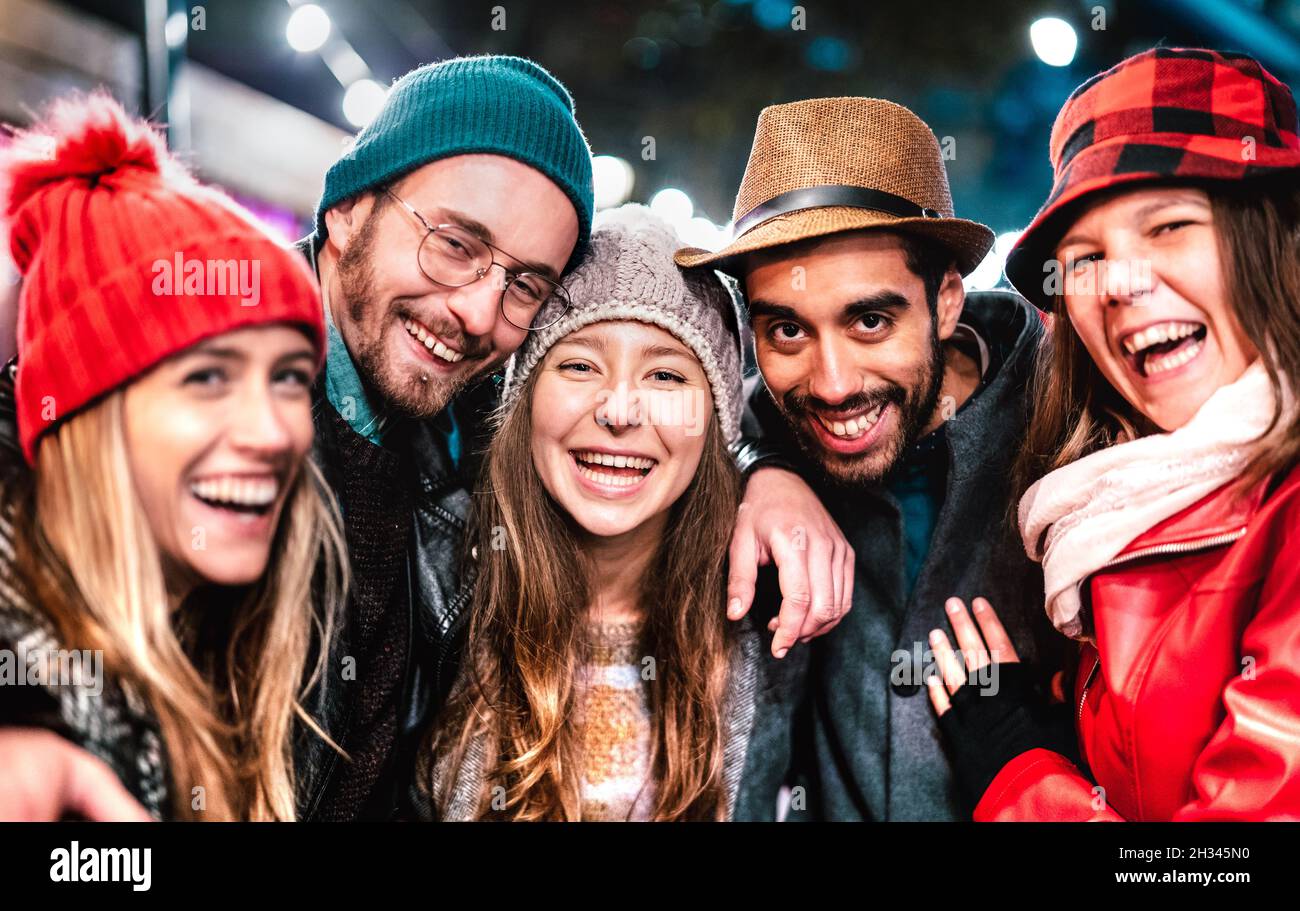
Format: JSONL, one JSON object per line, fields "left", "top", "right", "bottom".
{"left": 9, "top": 392, "right": 347, "bottom": 820}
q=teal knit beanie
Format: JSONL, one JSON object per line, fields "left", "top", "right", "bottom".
{"left": 314, "top": 55, "right": 594, "bottom": 268}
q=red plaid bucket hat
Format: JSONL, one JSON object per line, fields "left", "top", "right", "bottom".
{"left": 1006, "top": 47, "right": 1300, "bottom": 309}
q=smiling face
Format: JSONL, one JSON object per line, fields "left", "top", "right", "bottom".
{"left": 122, "top": 324, "right": 319, "bottom": 592}
{"left": 744, "top": 231, "right": 963, "bottom": 485}
{"left": 325, "top": 154, "right": 580, "bottom": 419}
{"left": 1055, "top": 186, "right": 1259, "bottom": 431}
{"left": 529, "top": 320, "right": 713, "bottom": 540}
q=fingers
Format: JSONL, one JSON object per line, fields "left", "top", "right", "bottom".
{"left": 928, "top": 628, "right": 967, "bottom": 695}
{"left": 726, "top": 504, "right": 759, "bottom": 621}
{"left": 769, "top": 531, "right": 811, "bottom": 659}
{"left": 926, "top": 672, "right": 952, "bottom": 717}
{"left": 840, "top": 542, "right": 855, "bottom": 623}
{"left": 943, "top": 597, "right": 989, "bottom": 672}
{"left": 62, "top": 742, "right": 153, "bottom": 822}
{"left": 970, "top": 596, "right": 1021, "bottom": 664}
{"left": 795, "top": 531, "right": 837, "bottom": 641}
{"left": 818, "top": 537, "right": 843, "bottom": 644}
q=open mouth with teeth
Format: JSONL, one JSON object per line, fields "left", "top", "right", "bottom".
{"left": 570, "top": 450, "right": 658, "bottom": 488}
{"left": 1120, "top": 320, "right": 1208, "bottom": 378}
{"left": 814, "top": 403, "right": 885, "bottom": 441}
{"left": 190, "top": 476, "right": 280, "bottom": 517}
{"left": 404, "top": 317, "right": 465, "bottom": 364}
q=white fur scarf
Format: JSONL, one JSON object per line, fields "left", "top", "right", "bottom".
{"left": 1018, "top": 360, "right": 1290, "bottom": 638}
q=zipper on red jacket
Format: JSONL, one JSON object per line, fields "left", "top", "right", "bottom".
{"left": 1078, "top": 654, "right": 1100, "bottom": 726}
{"left": 1096, "top": 526, "right": 1248, "bottom": 571}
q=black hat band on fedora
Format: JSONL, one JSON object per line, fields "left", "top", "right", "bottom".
{"left": 734, "top": 184, "right": 943, "bottom": 236}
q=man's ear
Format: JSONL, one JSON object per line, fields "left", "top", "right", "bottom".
{"left": 934, "top": 264, "right": 966, "bottom": 340}
{"left": 322, "top": 194, "right": 375, "bottom": 259}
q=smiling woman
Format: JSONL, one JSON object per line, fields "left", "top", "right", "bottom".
{"left": 929, "top": 47, "right": 1300, "bottom": 822}
{"left": 0, "top": 93, "right": 347, "bottom": 821}
{"left": 416, "top": 204, "right": 803, "bottom": 821}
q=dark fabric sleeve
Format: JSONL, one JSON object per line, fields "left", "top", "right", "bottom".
{"left": 935, "top": 662, "right": 1076, "bottom": 806}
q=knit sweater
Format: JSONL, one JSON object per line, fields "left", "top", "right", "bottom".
{"left": 308, "top": 400, "right": 412, "bottom": 820}
{"left": 576, "top": 619, "right": 655, "bottom": 821}
{"left": 415, "top": 612, "right": 811, "bottom": 821}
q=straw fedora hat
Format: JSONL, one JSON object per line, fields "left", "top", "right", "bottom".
{"left": 675, "top": 97, "right": 994, "bottom": 276}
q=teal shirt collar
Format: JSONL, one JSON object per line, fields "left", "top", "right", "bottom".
{"left": 322, "top": 295, "right": 394, "bottom": 445}
{"left": 318, "top": 266, "right": 461, "bottom": 467}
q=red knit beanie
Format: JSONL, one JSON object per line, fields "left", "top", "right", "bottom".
{"left": 1, "top": 92, "right": 326, "bottom": 464}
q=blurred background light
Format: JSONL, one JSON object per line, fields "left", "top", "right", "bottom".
{"left": 593, "top": 154, "right": 636, "bottom": 210}
{"left": 964, "top": 231, "right": 1023, "bottom": 292}
{"left": 622, "top": 36, "right": 661, "bottom": 69}
{"left": 678, "top": 215, "right": 732, "bottom": 251}
{"left": 649, "top": 187, "right": 694, "bottom": 224}
{"left": 1030, "top": 16, "right": 1078, "bottom": 67}
{"left": 753, "top": 0, "right": 791, "bottom": 30}
{"left": 342, "top": 78, "right": 386, "bottom": 128}
{"left": 805, "top": 36, "right": 855, "bottom": 73}
{"left": 164, "top": 10, "right": 187, "bottom": 49}
{"left": 286, "top": 3, "right": 331, "bottom": 53}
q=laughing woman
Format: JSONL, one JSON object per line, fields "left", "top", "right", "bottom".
{"left": 416, "top": 205, "right": 802, "bottom": 821}
{"left": 0, "top": 95, "right": 346, "bottom": 820}
{"left": 927, "top": 48, "right": 1300, "bottom": 820}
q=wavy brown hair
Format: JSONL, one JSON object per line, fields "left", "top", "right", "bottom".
{"left": 1, "top": 391, "right": 347, "bottom": 820}
{"left": 426, "top": 365, "right": 742, "bottom": 821}
{"left": 1012, "top": 175, "right": 1300, "bottom": 514}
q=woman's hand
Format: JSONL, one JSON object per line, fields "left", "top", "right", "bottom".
{"left": 926, "top": 596, "right": 1020, "bottom": 716}
{"left": 925, "top": 597, "right": 1075, "bottom": 805}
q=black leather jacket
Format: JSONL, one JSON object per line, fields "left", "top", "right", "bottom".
{"left": 295, "top": 376, "right": 491, "bottom": 820}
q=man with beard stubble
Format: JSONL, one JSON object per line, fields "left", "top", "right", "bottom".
{"left": 677, "top": 97, "right": 1065, "bottom": 820}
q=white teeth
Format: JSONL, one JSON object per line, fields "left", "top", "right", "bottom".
{"left": 1144, "top": 336, "right": 1204, "bottom": 375}
{"left": 1122, "top": 321, "right": 1202, "bottom": 355}
{"left": 573, "top": 450, "right": 656, "bottom": 470}
{"left": 190, "top": 476, "right": 278, "bottom": 507}
{"left": 819, "top": 407, "right": 883, "bottom": 438}
{"left": 576, "top": 465, "right": 644, "bottom": 487}
{"left": 404, "top": 319, "right": 465, "bottom": 363}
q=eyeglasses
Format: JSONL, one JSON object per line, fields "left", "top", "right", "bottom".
{"left": 383, "top": 188, "right": 571, "bottom": 331}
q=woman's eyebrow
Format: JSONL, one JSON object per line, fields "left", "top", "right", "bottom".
{"left": 1058, "top": 196, "right": 1210, "bottom": 250}
{"left": 186, "top": 344, "right": 245, "bottom": 361}
{"left": 552, "top": 334, "right": 606, "bottom": 354}
{"left": 1130, "top": 196, "right": 1210, "bottom": 221}
{"left": 639, "top": 344, "right": 693, "bottom": 360}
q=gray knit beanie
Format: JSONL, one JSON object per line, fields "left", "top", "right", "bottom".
{"left": 501, "top": 203, "right": 743, "bottom": 442}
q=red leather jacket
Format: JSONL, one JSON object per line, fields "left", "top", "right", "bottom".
{"left": 974, "top": 465, "right": 1300, "bottom": 821}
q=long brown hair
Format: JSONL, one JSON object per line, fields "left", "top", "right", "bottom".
{"left": 2, "top": 391, "right": 347, "bottom": 820}
{"left": 428, "top": 366, "right": 743, "bottom": 821}
{"left": 1012, "top": 174, "right": 1300, "bottom": 512}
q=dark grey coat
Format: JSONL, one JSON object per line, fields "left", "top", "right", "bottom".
{"left": 742, "top": 291, "right": 1064, "bottom": 821}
